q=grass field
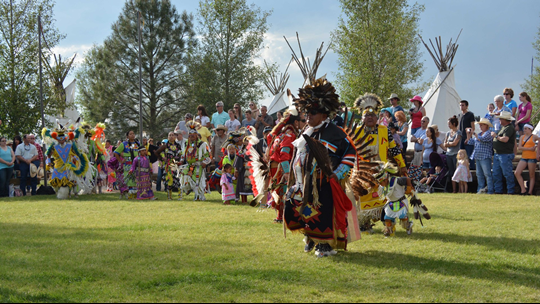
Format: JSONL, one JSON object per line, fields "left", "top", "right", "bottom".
{"left": 0, "top": 191, "right": 539, "bottom": 302}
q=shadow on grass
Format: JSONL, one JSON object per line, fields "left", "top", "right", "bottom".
{"left": 0, "top": 287, "right": 71, "bottom": 303}
{"left": 337, "top": 250, "right": 540, "bottom": 290}
{"left": 413, "top": 232, "right": 540, "bottom": 255}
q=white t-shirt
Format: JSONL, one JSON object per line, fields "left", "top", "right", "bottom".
{"left": 15, "top": 143, "right": 38, "bottom": 160}
{"left": 196, "top": 115, "right": 210, "bottom": 127}
{"left": 225, "top": 119, "right": 241, "bottom": 133}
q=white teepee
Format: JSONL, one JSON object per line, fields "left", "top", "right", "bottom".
{"left": 408, "top": 32, "right": 462, "bottom": 149}
{"left": 46, "top": 79, "right": 80, "bottom": 127}
{"left": 263, "top": 60, "right": 291, "bottom": 115}
{"left": 422, "top": 69, "right": 461, "bottom": 133}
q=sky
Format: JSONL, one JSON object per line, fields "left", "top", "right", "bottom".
{"left": 53, "top": 0, "right": 540, "bottom": 118}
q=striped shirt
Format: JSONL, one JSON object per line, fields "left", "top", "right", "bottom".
{"left": 468, "top": 131, "right": 493, "bottom": 161}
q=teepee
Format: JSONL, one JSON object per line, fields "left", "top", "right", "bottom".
{"left": 418, "top": 31, "right": 462, "bottom": 134}
{"left": 264, "top": 59, "right": 291, "bottom": 115}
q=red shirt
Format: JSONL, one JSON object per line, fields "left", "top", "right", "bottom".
{"left": 33, "top": 143, "right": 44, "bottom": 162}
{"left": 411, "top": 109, "right": 423, "bottom": 129}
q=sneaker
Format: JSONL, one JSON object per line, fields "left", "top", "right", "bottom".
{"left": 304, "top": 240, "right": 315, "bottom": 253}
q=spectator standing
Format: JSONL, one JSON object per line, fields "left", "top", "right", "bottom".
{"left": 225, "top": 109, "right": 241, "bottom": 133}
{"left": 387, "top": 93, "right": 404, "bottom": 123}
{"left": 515, "top": 124, "right": 538, "bottom": 195}
{"left": 12, "top": 135, "right": 22, "bottom": 172}
{"left": 248, "top": 102, "right": 260, "bottom": 119}
{"left": 419, "top": 127, "right": 443, "bottom": 169}
{"left": 411, "top": 117, "right": 430, "bottom": 153}
{"left": 409, "top": 95, "right": 426, "bottom": 135}
{"left": 175, "top": 113, "right": 193, "bottom": 136}
{"left": 234, "top": 103, "right": 244, "bottom": 122}
{"left": 15, "top": 134, "right": 39, "bottom": 196}
{"left": 175, "top": 132, "right": 187, "bottom": 151}
{"left": 0, "top": 136, "right": 15, "bottom": 197}
{"left": 503, "top": 88, "right": 518, "bottom": 117}
{"left": 196, "top": 105, "right": 211, "bottom": 129}
{"left": 210, "top": 101, "right": 230, "bottom": 129}
{"left": 465, "top": 118, "right": 494, "bottom": 194}
{"left": 395, "top": 111, "right": 409, "bottom": 161}
{"left": 210, "top": 125, "right": 228, "bottom": 167}
{"left": 276, "top": 111, "right": 283, "bottom": 125}
{"left": 516, "top": 92, "right": 533, "bottom": 136}
{"left": 491, "top": 111, "right": 516, "bottom": 194}
{"left": 457, "top": 100, "right": 476, "bottom": 170}
{"left": 484, "top": 103, "right": 495, "bottom": 132}
{"left": 332, "top": 112, "right": 344, "bottom": 127}
{"left": 242, "top": 110, "right": 256, "bottom": 128}
{"left": 195, "top": 118, "right": 212, "bottom": 143}
{"left": 445, "top": 116, "right": 462, "bottom": 193}
{"left": 253, "top": 106, "right": 274, "bottom": 139}
{"left": 491, "top": 95, "right": 511, "bottom": 131}
{"left": 28, "top": 134, "right": 43, "bottom": 167}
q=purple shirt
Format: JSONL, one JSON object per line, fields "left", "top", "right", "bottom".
{"left": 518, "top": 102, "right": 533, "bottom": 123}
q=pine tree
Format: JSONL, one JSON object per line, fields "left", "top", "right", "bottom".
{"left": 76, "top": 0, "right": 196, "bottom": 140}
{"left": 184, "top": 0, "right": 271, "bottom": 112}
{"left": 332, "top": 0, "right": 425, "bottom": 106}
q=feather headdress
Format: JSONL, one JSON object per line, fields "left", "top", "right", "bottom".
{"left": 373, "top": 162, "right": 399, "bottom": 181}
{"left": 185, "top": 121, "right": 201, "bottom": 134}
{"left": 296, "top": 77, "right": 340, "bottom": 116}
{"left": 354, "top": 93, "right": 383, "bottom": 116}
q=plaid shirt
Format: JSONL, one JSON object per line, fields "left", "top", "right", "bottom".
{"left": 33, "top": 143, "right": 44, "bottom": 162}
{"left": 468, "top": 131, "right": 493, "bottom": 161}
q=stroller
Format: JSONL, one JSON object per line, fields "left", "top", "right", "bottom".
{"left": 417, "top": 152, "right": 448, "bottom": 193}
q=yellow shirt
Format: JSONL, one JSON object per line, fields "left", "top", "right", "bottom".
{"left": 198, "top": 127, "right": 212, "bottom": 143}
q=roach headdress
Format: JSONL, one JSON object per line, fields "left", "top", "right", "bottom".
{"left": 354, "top": 93, "right": 383, "bottom": 116}
{"left": 296, "top": 77, "right": 340, "bottom": 116}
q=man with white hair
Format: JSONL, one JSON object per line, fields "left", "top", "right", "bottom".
{"left": 210, "top": 101, "right": 229, "bottom": 129}
{"left": 490, "top": 95, "right": 511, "bottom": 131}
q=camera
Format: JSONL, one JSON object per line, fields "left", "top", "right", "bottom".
{"left": 258, "top": 115, "right": 262, "bottom": 118}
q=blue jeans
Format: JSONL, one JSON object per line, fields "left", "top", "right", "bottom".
{"left": 493, "top": 153, "right": 515, "bottom": 194}
{"left": 463, "top": 144, "right": 476, "bottom": 170}
{"left": 475, "top": 158, "right": 494, "bottom": 194}
{"left": 156, "top": 166, "right": 163, "bottom": 191}
{"left": 19, "top": 161, "right": 38, "bottom": 196}
{"left": 0, "top": 167, "right": 13, "bottom": 197}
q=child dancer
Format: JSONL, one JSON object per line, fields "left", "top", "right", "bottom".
{"left": 452, "top": 149, "right": 472, "bottom": 193}
{"left": 129, "top": 147, "right": 156, "bottom": 200}
{"left": 221, "top": 164, "right": 235, "bottom": 205}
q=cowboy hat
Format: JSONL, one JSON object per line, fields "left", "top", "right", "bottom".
{"left": 29, "top": 163, "right": 38, "bottom": 178}
{"left": 409, "top": 95, "right": 423, "bottom": 104}
{"left": 499, "top": 111, "right": 515, "bottom": 121}
{"left": 37, "top": 167, "right": 45, "bottom": 179}
{"left": 214, "top": 125, "right": 228, "bottom": 132}
{"left": 387, "top": 93, "right": 400, "bottom": 101}
{"left": 477, "top": 118, "right": 494, "bottom": 128}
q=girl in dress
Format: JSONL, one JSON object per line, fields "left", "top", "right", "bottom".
{"left": 452, "top": 149, "right": 472, "bottom": 193}
{"left": 221, "top": 164, "right": 235, "bottom": 205}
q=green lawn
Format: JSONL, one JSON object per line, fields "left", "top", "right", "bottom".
{"left": 0, "top": 192, "right": 539, "bottom": 302}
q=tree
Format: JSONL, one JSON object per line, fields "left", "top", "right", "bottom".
{"left": 522, "top": 21, "right": 540, "bottom": 126}
{"left": 331, "top": 0, "right": 425, "bottom": 106}
{"left": 76, "top": 0, "right": 196, "bottom": 140}
{"left": 184, "top": 0, "right": 271, "bottom": 111}
{"left": 0, "top": 0, "right": 64, "bottom": 138}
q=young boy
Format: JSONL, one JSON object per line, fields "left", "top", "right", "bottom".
{"left": 242, "top": 110, "right": 256, "bottom": 129}
{"left": 129, "top": 147, "right": 156, "bottom": 200}
{"left": 419, "top": 166, "right": 442, "bottom": 186}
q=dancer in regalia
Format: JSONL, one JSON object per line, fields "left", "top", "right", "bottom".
{"left": 178, "top": 121, "right": 212, "bottom": 201}
{"left": 42, "top": 124, "right": 90, "bottom": 199}
{"left": 373, "top": 163, "right": 431, "bottom": 237}
{"left": 114, "top": 131, "right": 140, "bottom": 199}
{"left": 129, "top": 147, "right": 156, "bottom": 200}
{"left": 154, "top": 132, "right": 183, "bottom": 200}
{"left": 282, "top": 78, "right": 357, "bottom": 257}
{"left": 352, "top": 94, "right": 407, "bottom": 234}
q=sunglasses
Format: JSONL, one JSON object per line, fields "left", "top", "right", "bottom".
{"left": 503, "top": 93, "right": 511, "bottom": 96}
{"left": 307, "top": 110, "right": 320, "bottom": 116}
{"left": 234, "top": 107, "right": 239, "bottom": 109}
{"left": 300, "top": 119, "right": 306, "bottom": 123}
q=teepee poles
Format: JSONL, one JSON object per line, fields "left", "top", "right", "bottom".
{"left": 284, "top": 32, "right": 331, "bottom": 85}
{"left": 419, "top": 29, "right": 462, "bottom": 72}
